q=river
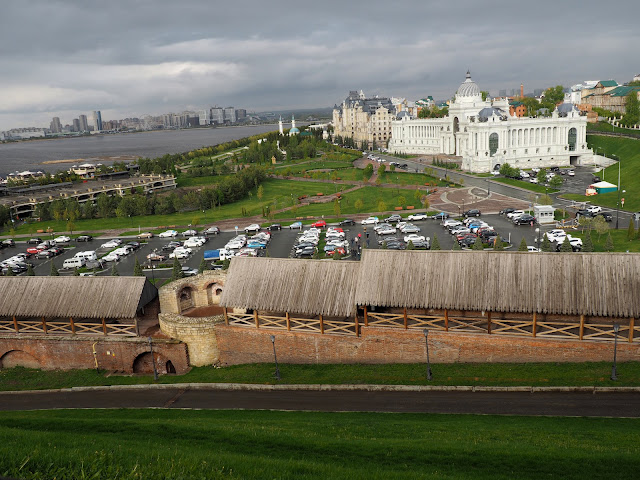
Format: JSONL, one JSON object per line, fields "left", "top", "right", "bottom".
{"left": 0, "top": 124, "right": 280, "bottom": 176}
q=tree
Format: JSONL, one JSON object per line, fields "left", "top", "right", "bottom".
{"left": 604, "top": 233, "right": 614, "bottom": 252}
{"left": 333, "top": 199, "right": 341, "bottom": 217}
{"left": 133, "top": 257, "right": 144, "bottom": 276}
{"left": 628, "top": 220, "right": 636, "bottom": 241}
{"left": 50, "top": 262, "right": 59, "bottom": 276}
{"left": 389, "top": 164, "right": 396, "bottom": 173}
{"left": 26, "top": 264, "right": 35, "bottom": 276}
{"left": 414, "top": 188, "right": 422, "bottom": 204}
{"left": 377, "top": 200, "right": 387, "bottom": 212}
{"left": 541, "top": 233, "right": 552, "bottom": 252}
{"left": 583, "top": 231, "right": 594, "bottom": 252}
{"left": 499, "top": 163, "right": 517, "bottom": 178}
{"left": 5, "top": 266, "right": 15, "bottom": 276}
{"left": 111, "top": 264, "right": 119, "bottom": 276}
{"left": 472, "top": 236, "right": 484, "bottom": 250}
{"left": 593, "top": 216, "right": 609, "bottom": 241}
{"left": 537, "top": 168, "right": 548, "bottom": 184}
{"left": 538, "top": 194, "right": 553, "bottom": 205}
{"left": 377, "top": 164, "right": 386, "bottom": 177}
{"left": 362, "top": 163, "right": 374, "bottom": 181}
{"left": 549, "top": 175, "right": 564, "bottom": 189}
{"left": 171, "top": 257, "right": 183, "bottom": 281}
{"left": 452, "top": 239, "right": 461, "bottom": 250}
{"left": 257, "top": 184, "right": 264, "bottom": 201}
{"left": 354, "top": 199, "right": 364, "bottom": 212}
{"left": 622, "top": 91, "right": 640, "bottom": 126}
{"left": 397, "top": 196, "right": 406, "bottom": 208}
{"left": 560, "top": 237, "right": 573, "bottom": 252}
{"left": 515, "top": 237, "right": 526, "bottom": 251}
{"left": 73, "top": 267, "right": 80, "bottom": 276}
{"left": 544, "top": 85, "right": 565, "bottom": 105}
{"left": 431, "top": 234, "right": 441, "bottom": 250}
{"left": 422, "top": 197, "right": 430, "bottom": 210}
{"left": 406, "top": 240, "right": 415, "bottom": 250}
{"left": 375, "top": 176, "right": 382, "bottom": 186}
{"left": 481, "top": 91, "right": 489, "bottom": 101}
{"left": 198, "top": 258, "right": 207, "bottom": 274}
{"left": 493, "top": 237, "right": 504, "bottom": 251}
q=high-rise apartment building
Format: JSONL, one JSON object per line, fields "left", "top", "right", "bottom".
{"left": 78, "top": 115, "right": 89, "bottom": 132}
{"left": 92, "top": 111, "right": 102, "bottom": 131}
{"left": 199, "top": 109, "right": 211, "bottom": 126}
{"left": 72, "top": 118, "right": 81, "bottom": 132}
{"left": 50, "top": 117, "right": 62, "bottom": 133}
{"left": 235, "top": 109, "right": 247, "bottom": 120}
{"left": 223, "top": 107, "right": 236, "bottom": 123}
{"left": 210, "top": 106, "right": 224, "bottom": 124}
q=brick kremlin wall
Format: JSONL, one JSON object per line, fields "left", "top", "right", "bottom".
{"left": 215, "top": 326, "right": 640, "bottom": 365}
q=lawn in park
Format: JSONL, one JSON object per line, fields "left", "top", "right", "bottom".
{"left": 0, "top": 409, "right": 637, "bottom": 479}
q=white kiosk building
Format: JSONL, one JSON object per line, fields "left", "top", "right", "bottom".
{"left": 389, "top": 72, "right": 594, "bottom": 173}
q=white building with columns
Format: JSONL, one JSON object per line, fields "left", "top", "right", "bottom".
{"left": 389, "top": 72, "right": 594, "bottom": 173}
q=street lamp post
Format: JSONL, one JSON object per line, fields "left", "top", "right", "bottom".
{"left": 423, "top": 329, "right": 433, "bottom": 381}
{"left": 615, "top": 155, "right": 622, "bottom": 229}
{"left": 270, "top": 335, "right": 281, "bottom": 381}
{"left": 535, "top": 227, "right": 541, "bottom": 247}
{"left": 486, "top": 178, "right": 490, "bottom": 197}
{"left": 611, "top": 324, "right": 620, "bottom": 381}
{"left": 148, "top": 336, "right": 159, "bottom": 381}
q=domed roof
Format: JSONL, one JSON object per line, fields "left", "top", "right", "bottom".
{"left": 456, "top": 71, "right": 481, "bottom": 98}
{"left": 556, "top": 103, "right": 577, "bottom": 113}
{"left": 289, "top": 127, "right": 300, "bottom": 134}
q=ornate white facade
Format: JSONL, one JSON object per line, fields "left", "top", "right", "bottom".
{"left": 389, "top": 72, "right": 594, "bottom": 173}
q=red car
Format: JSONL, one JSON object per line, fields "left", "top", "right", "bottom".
{"left": 26, "top": 246, "right": 45, "bottom": 254}
{"left": 311, "top": 220, "right": 327, "bottom": 228}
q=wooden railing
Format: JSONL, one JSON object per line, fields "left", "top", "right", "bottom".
{"left": 222, "top": 307, "right": 640, "bottom": 343}
{"left": 0, "top": 317, "right": 137, "bottom": 337}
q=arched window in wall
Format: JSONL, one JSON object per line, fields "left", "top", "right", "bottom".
{"left": 489, "top": 133, "right": 499, "bottom": 157}
{"left": 568, "top": 128, "right": 577, "bottom": 151}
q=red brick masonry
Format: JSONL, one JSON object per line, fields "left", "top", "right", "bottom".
{"left": 216, "top": 326, "right": 640, "bottom": 365}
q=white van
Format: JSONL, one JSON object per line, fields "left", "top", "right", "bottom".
{"left": 74, "top": 250, "right": 97, "bottom": 262}
{"left": 63, "top": 257, "right": 86, "bottom": 270}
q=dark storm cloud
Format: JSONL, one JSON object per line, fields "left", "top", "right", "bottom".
{"left": 1, "top": 0, "right": 638, "bottom": 129}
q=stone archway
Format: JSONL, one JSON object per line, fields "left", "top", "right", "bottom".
{"left": 0, "top": 350, "right": 40, "bottom": 369}
{"left": 206, "top": 282, "right": 223, "bottom": 305}
{"left": 178, "top": 285, "right": 195, "bottom": 313}
{"left": 132, "top": 351, "right": 170, "bottom": 375}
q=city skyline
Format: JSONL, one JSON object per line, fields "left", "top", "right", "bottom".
{"left": 0, "top": 0, "right": 638, "bottom": 131}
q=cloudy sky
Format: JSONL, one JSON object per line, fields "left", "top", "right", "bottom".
{"left": 1, "top": 0, "right": 638, "bottom": 130}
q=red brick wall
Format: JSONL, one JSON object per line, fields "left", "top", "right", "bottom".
{"left": 0, "top": 335, "right": 189, "bottom": 374}
{"left": 216, "top": 326, "right": 640, "bottom": 365}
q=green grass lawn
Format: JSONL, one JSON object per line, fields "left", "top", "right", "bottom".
{"left": 175, "top": 174, "right": 232, "bottom": 188}
{"left": 378, "top": 170, "right": 446, "bottom": 186}
{"left": 0, "top": 409, "right": 637, "bottom": 480}
{"left": 3, "top": 362, "right": 640, "bottom": 391}
{"left": 563, "top": 135, "right": 640, "bottom": 211}
{"left": 569, "top": 227, "right": 640, "bottom": 252}
{"left": 587, "top": 121, "right": 640, "bottom": 137}
{"left": 493, "top": 177, "right": 559, "bottom": 194}
{"left": 275, "top": 186, "right": 424, "bottom": 220}
{"left": 6, "top": 179, "right": 352, "bottom": 235}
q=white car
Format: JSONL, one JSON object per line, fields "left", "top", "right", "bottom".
{"left": 184, "top": 237, "right": 206, "bottom": 248}
{"left": 529, "top": 177, "right": 539, "bottom": 184}
{"left": 527, "top": 246, "right": 540, "bottom": 252}
{"left": 443, "top": 219, "right": 463, "bottom": 228}
{"left": 244, "top": 224, "right": 261, "bottom": 233}
{"left": 377, "top": 226, "right": 397, "bottom": 235}
{"left": 100, "top": 239, "right": 122, "bottom": 249}
{"left": 54, "top": 235, "right": 71, "bottom": 243}
{"left": 102, "top": 253, "right": 120, "bottom": 262}
{"left": 400, "top": 224, "right": 421, "bottom": 233}
{"left": 182, "top": 229, "right": 198, "bottom": 237}
{"left": 112, "top": 247, "right": 132, "bottom": 257}
{"left": 169, "top": 250, "right": 190, "bottom": 259}
{"left": 361, "top": 216, "right": 379, "bottom": 225}
{"left": 506, "top": 210, "right": 525, "bottom": 220}
{"left": 587, "top": 206, "right": 602, "bottom": 214}
{"left": 567, "top": 170, "right": 575, "bottom": 177}
{"left": 407, "top": 213, "right": 428, "bottom": 221}
{"left": 404, "top": 234, "right": 426, "bottom": 243}
{"left": 158, "top": 230, "right": 178, "bottom": 238}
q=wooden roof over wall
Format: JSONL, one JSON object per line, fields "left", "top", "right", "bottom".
{"left": 0, "top": 277, "right": 157, "bottom": 319}
{"left": 356, "top": 250, "right": 640, "bottom": 318}
{"left": 219, "top": 257, "right": 359, "bottom": 317}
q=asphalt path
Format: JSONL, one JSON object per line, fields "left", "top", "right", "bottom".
{"left": 1, "top": 387, "right": 639, "bottom": 417}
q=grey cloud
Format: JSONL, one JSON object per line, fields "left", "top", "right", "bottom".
{"left": 1, "top": 0, "right": 639, "bottom": 129}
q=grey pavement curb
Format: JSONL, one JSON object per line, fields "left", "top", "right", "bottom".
{"left": 1, "top": 383, "right": 640, "bottom": 395}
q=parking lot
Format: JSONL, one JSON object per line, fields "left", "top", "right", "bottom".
{"left": 0, "top": 214, "right": 576, "bottom": 279}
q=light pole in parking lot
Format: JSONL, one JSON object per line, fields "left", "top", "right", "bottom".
{"left": 614, "top": 154, "right": 622, "bottom": 229}
{"left": 423, "top": 329, "right": 433, "bottom": 381}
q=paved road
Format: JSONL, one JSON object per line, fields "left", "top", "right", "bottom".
{"left": 2, "top": 387, "right": 639, "bottom": 417}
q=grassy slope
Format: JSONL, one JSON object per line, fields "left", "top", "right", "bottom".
{"left": 493, "top": 177, "right": 559, "bottom": 194}
{"left": 563, "top": 135, "right": 640, "bottom": 211}
{"left": 3, "top": 362, "right": 640, "bottom": 391}
{"left": 8, "top": 179, "right": 352, "bottom": 235}
{"left": 0, "top": 409, "right": 638, "bottom": 480}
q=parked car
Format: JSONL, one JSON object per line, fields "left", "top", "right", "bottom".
{"left": 499, "top": 208, "right": 515, "bottom": 216}
{"left": 338, "top": 219, "right": 356, "bottom": 226}
{"left": 54, "top": 235, "right": 71, "bottom": 243}
{"left": 384, "top": 214, "right": 403, "bottom": 223}
{"left": 268, "top": 224, "right": 282, "bottom": 231}
{"left": 463, "top": 209, "right": 481, "bottom": 218}
{"left": 126, "top": 241, "right": 141, "bottom": 250}
{"left": 514, "top": 214, "right": 537, "bottom": 225}
{"left": 182, "top": 229, "right": 198, "bottom": 237}
{"left": 361, "top": 216, "right": 379, "bottom": 225}
{"left": 36, "top": 249, "right": 55, "bottom": 259}
{"left": 76, "top": 235, "right": 93, "bottom": 242}
{"left": 407, "top": 213, "right": 428, "bottom": 221}
{"left": 27, "top": 237, "right": 43, "bottom": 245}
{"left": 400, "top": 224, "right": 421, "bottom": 233}
{"left": 137, "top": 232, "right": 154, "bottom": 239}
{"left": 567, "top": 170, "right": 575, "bottom": 177}
{"left": 377, "top": 225, "right": 397, "bottom": 235}
{"left": 146, "top": 252, "right": 167, "bottom": 262}
{"left": 586, "top": 205, "right": 602, "bottom": 214}
{"left": 158, "top": 230, "right": 178, "bottom": 238}
{"left": 431, "top": 212, "right": 449, "bottom": 220}
{"left": 203, "top": 226, "right": 220, "bottom": 235}
{"left": 595, "top": 212, "right": 613, "bottom": 222}
{"left": 404, "top": 234, "right": 426, "bottom": 243}
{"left": 244, "top": 224, "right": 261, "bottom": 233}
{"left": 575, "top": 209, "right": 594, "bottom": 219}
{"left": 182, "top": 267, "right": 199, "bottom": 277}
{"left": 1, "top": 239, "right": 15, "bottom": 248}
